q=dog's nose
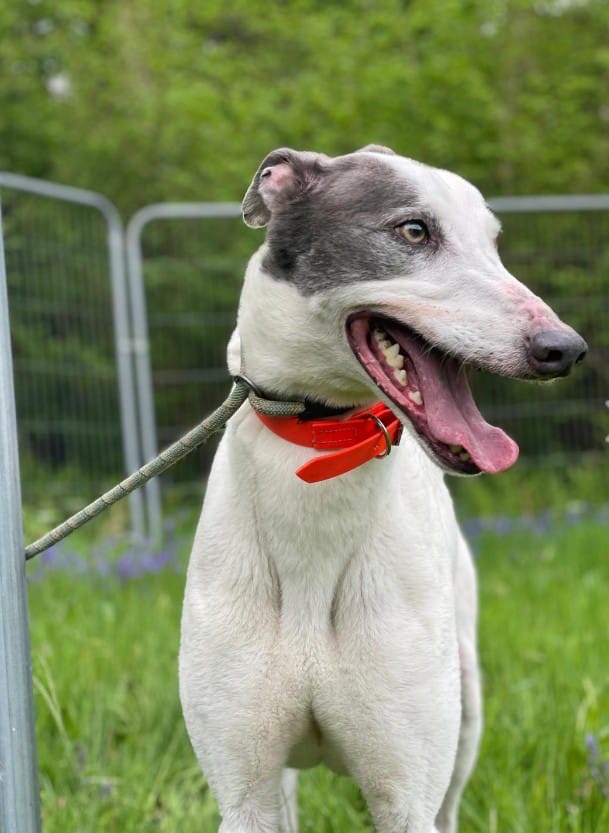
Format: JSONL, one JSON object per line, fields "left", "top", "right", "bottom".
{"left": 527, "top": 330, "right": 588, "bottom": 378}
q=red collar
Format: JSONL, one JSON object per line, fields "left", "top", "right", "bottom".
{"left": 255, "top": 402, "right": 403, "bottom": 483}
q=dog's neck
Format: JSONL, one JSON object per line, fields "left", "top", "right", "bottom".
{"left": 232, "top": 250, "right": 377, "bottom": 411}
{"left": 226, "top": 399, "right": 449, "bottom": 587}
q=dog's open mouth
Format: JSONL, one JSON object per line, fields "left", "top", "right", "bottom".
{"left": 346, "top": 315, "right": 519, "bottom": 475}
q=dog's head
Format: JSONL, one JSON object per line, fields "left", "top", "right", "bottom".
{"left": 235, "top": 146, "right": 587, "bottom": 476}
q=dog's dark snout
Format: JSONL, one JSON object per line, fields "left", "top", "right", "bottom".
{"left": 527, "top": 330, "right": 588, "bottom": 378}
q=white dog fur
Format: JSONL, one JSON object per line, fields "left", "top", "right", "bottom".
{"left": 179, "top": 147, "right": 586, "bottom": 833}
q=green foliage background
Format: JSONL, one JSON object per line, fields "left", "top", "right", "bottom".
{"left": 2, "top": 0, "right": 609, "bottom": 210}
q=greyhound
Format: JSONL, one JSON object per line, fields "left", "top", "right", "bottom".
{"left": 179, "top": 146, "right": 587, "bottom": 833}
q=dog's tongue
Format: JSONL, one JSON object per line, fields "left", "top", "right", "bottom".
{"left": 385, "top": 326, "right": 519, "bottom": 474}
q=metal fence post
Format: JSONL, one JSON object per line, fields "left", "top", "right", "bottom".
{"left": 0, "top": 200, "right": 41, "bottom": 833}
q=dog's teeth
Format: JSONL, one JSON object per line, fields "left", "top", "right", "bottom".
{"left": 459, "top": 452, "right": 472, "bottom": 461}
{"left": 384, "top": 343, "right": 400, "bottom": 359}
{"left": 449, "top": 444, "right": 462, "bottom": 453}
{"left": 387, "top": 353, "right": 404, "bottom": 369}
{"left": 394, "top": 368, "right": 407, "bottom": 386}
{"left": 408, "top": 390, "right": 423, "bottom": 406}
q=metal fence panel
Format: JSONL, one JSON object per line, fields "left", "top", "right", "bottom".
{"left": 126, "top": 203, "right": 251, "bottom": 541}
{"left": 126, "top": 203, "right": 243, "bottom": 542}
{"left": 0, "top": 174, "right": 145, "bottom": 540}
{"left": 128, "top": 196, "right": 608, "bottom": 515}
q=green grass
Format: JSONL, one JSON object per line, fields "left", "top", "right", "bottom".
{"left": 463, "top": 519, "right": 609, "bottom": 833}
{"left": 27, "top": 503, "right": 609, "bottom": 832}
{"left": 448, "top": 457, "right": 608, "bottom": 518}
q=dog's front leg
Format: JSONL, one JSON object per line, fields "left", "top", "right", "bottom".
{"left": 180, "top": 487, "right": 305, "bottom": 833}
{"left": 315, "top": 605, "right": 461, "bottom": 831}
{"left": 213, "top": 769, "right": 297, "bottom": 833}
{"left": 181, "top": 602, "right": 302, "bottom": 833}
{"left": 362, "top": 780, "right": 445, "bottom": 833}
{"left": 217, "top": 770, "right": 298, "bottom": 833}
{"left": 216, "top": 778, "right": 283, "bottom": 833}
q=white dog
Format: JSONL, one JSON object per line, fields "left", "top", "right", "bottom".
{"left": 179, "top": 146, "right": 587, "bottom": 833}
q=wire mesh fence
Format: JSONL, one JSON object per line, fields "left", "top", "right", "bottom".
{"left": 0, "top": 175, "right": 144, "bottom": 537}
{"left": 130, "top": 210, "right": 262, "bottom": 494}
{"left": 4, "top": 185, "right": 607, "bottom": 530}
{"left": 480, "top": 199, "right": 609, "bottom": 462}
{"left": 135, "top": 197, "right": 608, "bottom": 493}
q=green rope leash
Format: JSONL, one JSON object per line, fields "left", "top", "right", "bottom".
{"left": 24, "top": 378, "right": 306, "bottom": 561}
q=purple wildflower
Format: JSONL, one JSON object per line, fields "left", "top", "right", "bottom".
{"left": 116, "top": 552, "right": 142, "bottom": 581}
{"left": 585, "top": 733, "right": 609, "bottom": 801}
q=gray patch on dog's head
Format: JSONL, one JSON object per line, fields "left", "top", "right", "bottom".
{"left": 244, "top": 148, "right": 433, "bottom": 295}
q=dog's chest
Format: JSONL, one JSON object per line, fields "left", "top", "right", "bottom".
{"left": 183, "top": 411, "right": 462, "bottom": 778}
{"left": 228, "top": 410, "right": 458, "bottom": 634}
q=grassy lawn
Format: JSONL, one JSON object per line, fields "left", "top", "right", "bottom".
{"left": 26, "top": 478, "right": 609, "bottom": 832}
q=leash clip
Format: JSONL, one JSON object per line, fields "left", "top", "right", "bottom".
{"left": 233, "top": 373, "right": 264, "bottom": 398}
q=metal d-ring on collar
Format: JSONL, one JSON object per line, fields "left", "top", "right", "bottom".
{"left": 233, "top": 373, "right": 264, "bottom": 397}
{"left": 366, "top": 413, "right": 392, "bottom": 458}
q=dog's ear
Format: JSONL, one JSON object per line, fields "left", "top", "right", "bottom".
{"left": 355, "top": 144, "right": 397, "bottom": 156}
{"left": 242, "top": 148, "right": 327, "bottom": 228}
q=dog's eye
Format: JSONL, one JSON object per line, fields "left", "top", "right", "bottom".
{"left": 397, "top": 221, "right": 428, "bottom": 244}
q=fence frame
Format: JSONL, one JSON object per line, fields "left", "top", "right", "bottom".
{"left": 488, "top": 193, "right": 609, "bottom": 212}
{"left": 123, "top": 194, "right": 609, "bottom": 538}
{"left": 0, "top": 173, "right": 146, "bottom": 540}
{"left": 125, "top": 202, "right": 242, "bottom": 542}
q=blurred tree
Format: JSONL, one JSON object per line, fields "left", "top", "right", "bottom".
{"left": 1, "top": 0, "right": 608, "bottom": 209}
